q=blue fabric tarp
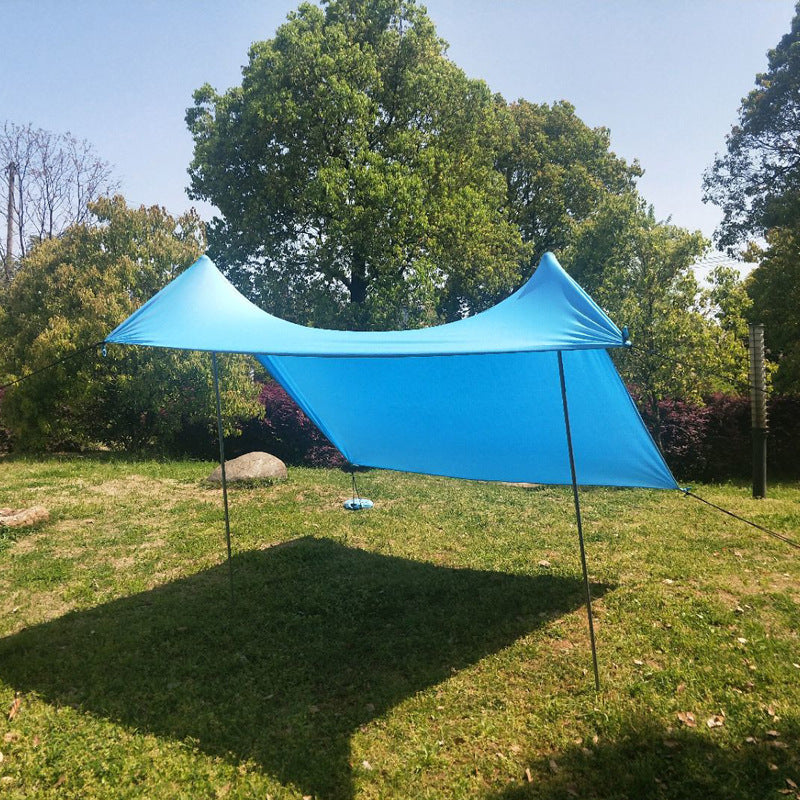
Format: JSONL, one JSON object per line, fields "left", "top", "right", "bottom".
{"left": 106, "top": 252, "right": 678, "bottom": 490}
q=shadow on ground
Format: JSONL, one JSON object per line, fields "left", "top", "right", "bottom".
{"left": 489, "top": 713, "right": 800, "bottom": 800}
{"left": 0, "top": 536, "right": 603, "bottom": 799}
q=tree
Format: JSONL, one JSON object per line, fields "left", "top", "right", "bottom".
{"left": 186, "top": 0, "right": 526, "bottom": 329}
{"left": 0, "top": 122, "right": 118, "bottom": 272}
{"left": 0, "top": 196, "right": 261, "bottom": 452}
{"left": 745, "top": 228, "right": 800, "bottom": 393}
{"left": 499, "top": 99, "right": 641, "bottom": 265}
{"left": 703, "top": 2, "right": 800, "bottom": 249}
{"left": 561, "top": 196, "right": 749, "bottom": 445}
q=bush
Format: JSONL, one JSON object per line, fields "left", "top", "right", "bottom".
{"left": 646, "top": 393, "right": 800, "bottom": 482}
{"left": 235, "top": 382, "right": 344, "bottom": 468}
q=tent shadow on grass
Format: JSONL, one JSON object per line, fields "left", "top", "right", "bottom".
{"left": 0, "top": 536, "right": 606, "bottom": 799}
{"left": 488, "top": 713, "right": 800, "bottom": 800}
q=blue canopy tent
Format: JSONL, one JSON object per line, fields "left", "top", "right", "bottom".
{"left": 106, "top": 251, "right": 678, "bottom": 689}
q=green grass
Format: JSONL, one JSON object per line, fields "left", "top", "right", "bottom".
{"left": 0, "top": 455, "right": 798, "bottom": 799}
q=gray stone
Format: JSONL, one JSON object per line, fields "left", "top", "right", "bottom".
{"left": 207, "top": 451, "right": 288, "bottom": 484}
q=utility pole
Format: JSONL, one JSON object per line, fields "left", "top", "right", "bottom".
{"left": 748, "top": 323, "right": 767, "bottom": 499}
{"left": 5, "top": 161, "right": 15, "bottom": 283}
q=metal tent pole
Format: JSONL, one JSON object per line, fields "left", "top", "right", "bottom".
{"left": 211, "top": 352, "right": 235, "bottom": 603}
{"left": 557, "top": 350, "right": 600, "bottom": 692}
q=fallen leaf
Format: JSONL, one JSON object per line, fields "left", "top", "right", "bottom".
{"left": 706, "top": 715, "right": 725, "bottom": 728}
{"left": 0, "top": 752, "right": 4, "bottom": 764}
{"left": 767, "top": 730, "right": 780, "bottom": 738}
{"left": 663, "top": 578, "right": 674, "bottom": 585}
{"left": 788, "top": 778, "right": 798, "bottom": 789}
{"left": 663, "top": 739, "right": 679, "bottom": 748}
{"left": 676, "top": 682, "right": 686, "bottom": 694}
{"left": 767, "top": 706, "right": 776, "bottom": 717}
{"left": 677, "top": 711, "right": 697, "bottom": 728}
{"left": 54, "top": 775, "right": 66, "bottom": 788}
{"left": 769, "top": 763, "right": 779, "bottom": 771}
{"left": 362, "top": 760, "right": 373, "bottom": 771}
{"left": 538, "top": 560, "right": 551, "bottom": 568}
{"left": 745, "top": 736, "right": 757, "bottom": 744}
{"left": 737, "top": 637, "right": 748, "bottom": 644}
{"left": 633, "top": 659, "right": 644, "bottom": 666}
{"left": 7, "top": 697, "right": 20, "bottom": 722}
{"left": 3, "top": 732, "right": 19, "bottom": 743}
{"left": 549, "top": 759, "right": 559, "bottom": 774}
{"left": 524, "top": 767, "right": 533, "bottom": 783}
{"left": 567, "top": 786, "right": 579, "bottom": 798}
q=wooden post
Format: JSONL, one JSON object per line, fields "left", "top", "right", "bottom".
{"left": 748, "top": 323, "right": 767, "bottom": 499}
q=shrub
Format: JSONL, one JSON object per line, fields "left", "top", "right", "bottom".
{"left": 644, "top": 393, "right": 799, "bottom": 482}
{"left": 236, "top": 382, "right": 344, "bottom": 468}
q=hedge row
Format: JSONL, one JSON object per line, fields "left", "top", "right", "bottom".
{"left": 2, "top": 380, "right": 797, "bottom": 481}
{"left": 239, "top": 383, "right": 799, "bottom": 482}
{"left": 649, "top": 393, "right": 800, "bottom": 482}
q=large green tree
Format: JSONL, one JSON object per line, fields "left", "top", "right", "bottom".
{"left": 186, "top": 0, "right": 526, "bottom": 329}
{"left": 745, "top": 229, "right": 800, "bottom": 393}
{"left": 499, "top": 99, "right": 641, "bottom": 264}
{"left": 704, "top": 2, "right": 800, "bottom": 249}
{"left": 704, "top": 3, "right": 800, "bottom": 392}
{"left": 0, "top": 196, "right": 260, "bottom": 452}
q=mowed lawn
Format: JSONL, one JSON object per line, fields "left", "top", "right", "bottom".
{"left": 0, "top": 456, "right": 798, "bottom": 799}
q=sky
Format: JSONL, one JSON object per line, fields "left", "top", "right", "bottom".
{"left": 1, "top": 0, "right": 797, "bottom": 249}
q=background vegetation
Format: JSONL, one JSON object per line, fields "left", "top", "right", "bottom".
{"left": 1, "top": 0, "right": 799, "bottom": 473}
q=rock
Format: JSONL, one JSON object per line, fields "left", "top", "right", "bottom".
{"left": 0, "top": 506, "right": 49, "bottom": 528}
{"left": 207, "top": 452, "right": 287, "bottom": 484}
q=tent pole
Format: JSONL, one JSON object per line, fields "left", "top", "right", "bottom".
{"left": 211, "top": 352, "right": 235, "bottom": 604}
{"left": 557, "top": 350, "right": 600, "bottom": 692}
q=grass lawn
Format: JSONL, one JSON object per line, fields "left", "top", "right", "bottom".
{"left": 0, "top": 456, "right": 798, "bottom": 799}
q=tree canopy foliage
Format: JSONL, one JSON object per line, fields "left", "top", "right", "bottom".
{"left": 745, "top": 229, "right": 800, "bottom": 393}
{"left": 500, "top": 99, "right": 641, "bottom": 265}
{"left": 187, "top": 0, "right": 526, "bottom": 329}
{"left": 705, "top": 2, "right": 800, "bottom": 393}
{"left": 704, "top": 2, "right": 800, "bottom": 249}
{"left": 0, "top": 196, "right": 260, "bottom": 452}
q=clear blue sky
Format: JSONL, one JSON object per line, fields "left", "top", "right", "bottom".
{"left": 1, "top": 0, "right": 796, "bottom": 243}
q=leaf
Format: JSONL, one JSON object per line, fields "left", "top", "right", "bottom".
{"left": 549, "top": 759, "right": 559, "bottom": 774}
{"left": 538, "top": 560, "right": 551, "bottom": 568}
{"left": 706, "top": 715, "right": 725, "bottom": 728}
{"left": 7, "top": 697, "right": 20, "bottom": 722}
{"left": 677, "top": 711, "right": 697, "bottom": 727}
{"left": 788, "top": 778, "right": 798, "bottom": 789}
{"left": 524, "top": 767, "right": 533, "bottom": 783}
